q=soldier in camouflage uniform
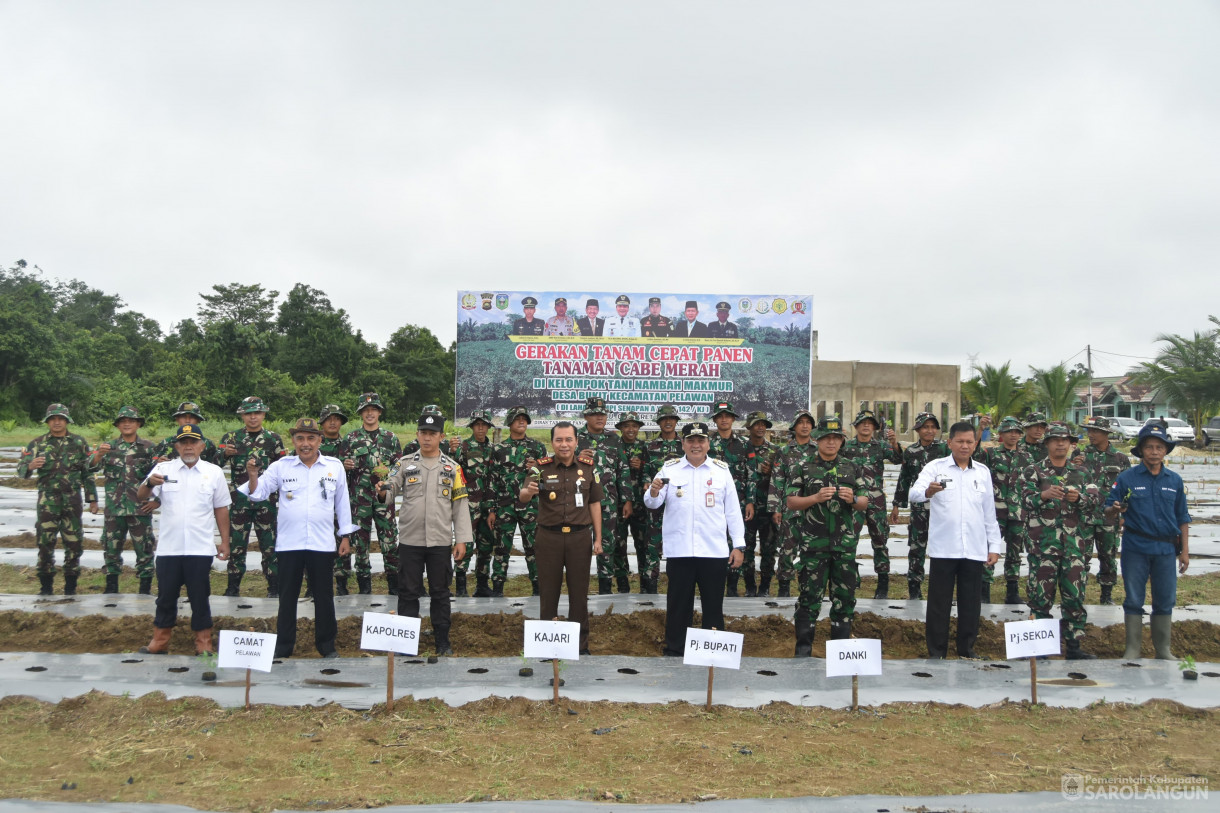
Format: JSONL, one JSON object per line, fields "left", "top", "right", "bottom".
{"left": 340, "top": 392, "right": 402, "bottom": 595}
{"left": 707, "top": 400, "right": 753, "bottom": 596}
{"left": 891, "top": 411, "right": 949, "bottom": 600}
{"left": 89, "top": 406, "right": 157, "bottom": 594}
{"left": 152, "top": 401, "right": 223, "bottom": 465}
{"left": 842, "top": 410, "right": 903, "bottom": 599}
{"left": 1020, "top": 412, "right": 1049, "bottom": 463}
{"left": 742, "top": 411, "right": 781, "bottom": 596}
{"left": 219, "top": 396, "right": 285, "bottom": 597}
{"left": 450, "top": 409, "right": 497, "bottom": 597}
{"left": 616, "top": 411, "right": 650, "bottom": 591}
{"left": 973, "top": 416, "right": 1033, "bottom": 605}
{"left": 574, "top": 397, "right": 633, "bottom": 594}
{"left": 317, "top": 404, "right": 348, "bottom": 458}
{"left": 488, "top": 405, "right": 547, "bottom": 596}
{"left": 766, "top": 409, "right": 816, "bottom": 598}
{"left": 17, "top": 403, "right": 99, "bottom": 595}
{"left": 1073, "top": 416, "right": 1130, "bottom": 605}
{"left": 783, "top": 416, "right": 869, "bottom": 655}
{"left": 641, "top": 404, "right": 683, "bottom": 593}
{"left": 1019, "top": 422, "right": 1099, "bottom": 659}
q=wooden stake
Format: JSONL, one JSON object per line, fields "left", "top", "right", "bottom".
{"left": 387, "top": 651, "right": 395, "bottom": 711}
{"left": 552, "top": 658, "right": 560, "bottom": 705}
{"left": 1030, "top": 656, "right": 1038, "bottom": 705}
{"left": 851, "top": 675, "right": 859, "bottom": 711}
{"left": 706, "top": 666, "right": 714, "bottom": 711}
{"left": 244, "top": 668, "right": 252, "bottom": 711}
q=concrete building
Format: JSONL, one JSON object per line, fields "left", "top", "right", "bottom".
{"left": 810, "top": 360, "right": 961, "bottom": 440}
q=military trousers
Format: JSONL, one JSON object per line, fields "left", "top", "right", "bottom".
{"left": 795, "top": 546, "right": 858, "bottom": 623}
{"left": 595, "top": 503, "right": 622, "bottom": 581}
{"left": 620, "top": 504, "right": 647, "bottom": 577}
{"left": 1026, "top": 540, "right": 1088, "bottom": 642}
{"left": 493, "top": 502, "right": 538, "bottom": 584}
{"left": 906, "top": 505, "right": 930, "bottom": 584}
{"left": 746, "top": 511, "right": 776, "bottom": 580}
{"left": 102, "top": 513, "right": 155, "bottom": 579}
{"left": 455, "top": 514, "right": 495, "bottom": 578}
{"left": 35, "top": 493, "right": 83, "bottom": 578}
{"left": 341, "top": 505, "right": 398, "bottom": 584}
{"left": 774, "top": 511, "right": 799, "bottom": 582}
{"left": 1080, "top": 522, "right": 1120, "bottom": 587}
{"left": 852, "top": 503, "right": 891, "bottom": 576}
{"left": 983, "top": 518, "right": 1025, "bottom": 585}
{"left": 227, "top": 497, "right": 277, "bottom": 580}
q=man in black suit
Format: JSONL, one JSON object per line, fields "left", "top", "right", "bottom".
{"left": 575, "top": 299, "right": 605, "bottom": 337}
{"left": 671, "top": 300, "right": 709, "bottom": 338}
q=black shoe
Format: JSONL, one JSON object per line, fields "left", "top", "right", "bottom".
{"left": 1099, "top": 584, "right": 1114, "bottom": 605}
{"left": 454, "top": 572, "right": 468, "bottom": 598}
{"left": 981, "top": 582, "right": 992, "bottom": 606}
{"left": 532, "top": 582, "right": 540, "bottom": 597}
{"left": 387, "top": 580, "right": 398, "bottom": 596}
{"left": 1005, "top": 580, "right": 1021, "bottom": 605}
{"left": 103, "top": 575, "right": 119, "bottom": 594}
{"left": 872, "top": 574, "right": 889, "bottom": 600}
{"left": 38, "top": 575, "right": 53, "bottom": 596}
{"left": 436, "top": 644, "right": 454, "bottom": 656}
{"left": 138, "top": 577, "right": 152, "bottom": 595}
{"left": 63, "top": 575, "right": 77, "bottom": 596}
{"left": 616, "top": 574, "right": 631, "bottom": 594}
{"left": 434, "top": 628, "right": 453, "bottom": 656}
{"left": 224, "top": 574, "right": 242, "bottom": 597}
{"left": 598, "top": 577, "right": 613, "bottom": 595}
{"left": 757, "top": 574, "right": 771, "bottom": 597}
{"left": 830, "top": 620, "right": 852, "bottom": 640}
{"left": 266, "top": 575, "right": 279, "bottom": 599}
{"left": 579, "top": 647, "right": 591, "bottom": 656}
{"left": 321, "top": 651, "right": 340, "bottom": 659}
{"left": 743, "top": 573, "right": 757, "bottom": 597}
{"left": 357, "top": 575, "right": 372, "bottom": 595}
{"left": 1065, "top": 639, "right": 1097, "bottom": 660}
{"left": 958, "top": 649, "right": 981, "bottom": 660}
{"left": 474, "top": 573, "right": 491, "bottom": 597}
{"left": 777, "top": 580, "right": 791, "bottom": 598}
{"left": 908, "top": 580, "right": 922, "bottom": 600}
{"left": 490, "top": 580, "right": 504, "bottom": 598}
{"left": 725, "top": 574, "right": 739, "bottom": 598}
{"left": 335, "top": 576, "right": 349, "bottom": 596}
{"left": 794, "top": 608, "right": 815, "bottom": 657}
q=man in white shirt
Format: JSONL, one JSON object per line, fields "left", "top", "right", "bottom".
{"left": 243, "top": 418, "right": 358, "bottom": 659}
{"left": 644, "top": 422, "right": 745, "bottom": 656}
{"left": 603, "top": 295, "right": 641, "bottom": 337}
{"left": 136, "top": 425, "right": 231, "bottom": 656}
{"left": 909, "top": 421, "right": 1003, "bottom": 659}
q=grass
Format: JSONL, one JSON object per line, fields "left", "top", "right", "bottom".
{"left": 0, "top": 692, "right": 1214, "bottom": 810}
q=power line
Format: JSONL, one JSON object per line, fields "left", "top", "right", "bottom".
{"left": 1091, "top": 347, "right": 1156, "bottom": 361}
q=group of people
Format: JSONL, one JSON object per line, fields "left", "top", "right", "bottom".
{"left": 511, "top": 296, "right": 742, "bottom": 338}
{"left": 14, "top": 396, "right": 1191, "bottom": 660}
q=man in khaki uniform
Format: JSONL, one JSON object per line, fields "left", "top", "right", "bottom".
{"left": 380, "top": 410, "right": 472, "bottom": 656}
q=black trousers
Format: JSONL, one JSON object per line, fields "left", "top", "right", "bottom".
{"left": 926, "top": 557, "right": 984, "bottom": 657}
{"left": 664, "top": 556, "right": 728, "bottom": 656}
{"left": 154, "top": 555, "right": 213, "bottom": 631}
{"left": 276, "top": 550, "right": 338, "bottom": 657}
{"left": 397, "top": 545, "right": 453, "bottom": 632}
{"left": 535, "top": 527, "right": 593, "bottom": 650}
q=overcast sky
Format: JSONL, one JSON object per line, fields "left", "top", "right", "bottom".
{"left": 3, "top": 1, "right": 1217, "bottom": 380}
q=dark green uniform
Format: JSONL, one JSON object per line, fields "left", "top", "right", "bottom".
{"left": 341, "top": 426, "right": 402, "bottom": 585}
{"left": 893, "top": 439, "right": 950, "bottom": 587}
{"left": 619, "top": 436, "right": 651, "bottom": 584}
{"left": 91, "top": 437, "right": 156, "bottom": 581}
{"left": 576, "top": 428, "right": 632, "bottom": 588}
{"left": 1075, "top": 442, "right": 1130, "bottom": 589}
{"left": 972, "top": 443, "right": 1033, "bottom": 587}
{"left": 18, "top": 432, "right": 97, "bottom": 581}
{"left": 743, "top": 438, "right": 781, "bottom": 593}
{"left": 767, "top": 440, "right": 815, "bottom": 588}
{"left": 841, "top": 437, "right": 902, "bottom": 577}
{"left": 708, "top": 430, "right": 752, "bottom": 591}
{"left": 489, "top": 435, "right": 547, "bottom": 589}
{"left": 452, "top": 435, "right": 496, "bottom": 583}
{"left": 219, "top": 427, "right": 285, "bottom": 586}
{"left": 642, "top": 434, "right": 683, "bottom": 587}
{"left": 152, "top": 434, "right": 222, "bottom": 466}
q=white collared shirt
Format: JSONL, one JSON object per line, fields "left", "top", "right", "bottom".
{"left": 604, "top": 315, "right": 641, "bottom": 337}
{"left": 909, "top": 455, "right": 1003, "bottom": 561}
{"left": 643, "top": 455, "right": 745, "bottom": 558}
{"left": 239, "top": 454, "right": 360, "bottom": 552}
{"left": 150, "top": 458, "right": 231, "bottom": 557}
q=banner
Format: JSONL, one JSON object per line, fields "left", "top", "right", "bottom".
{"left": 456, "top": 291, "right": 813, "bottom": 424}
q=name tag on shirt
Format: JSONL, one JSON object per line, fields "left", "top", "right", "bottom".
{"left": 706, "top": 491, "right": 715, "bottom": 507}
{"left": 575, "top": 492, "right": 584, "bottom": 508}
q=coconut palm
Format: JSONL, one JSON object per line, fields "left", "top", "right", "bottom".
{"left": 1133, "top": 320, "right": 1220, "bottom": 444}
{"left": 1027, "top": 362, "right": 1091, "bottom": 422}
{"left": 961, "top": 361, "right": 1028, "bottom": 425}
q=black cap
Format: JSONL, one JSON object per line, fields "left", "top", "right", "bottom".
{"left": 615, "top": 295, "right": 630, "bottom": 306}
{"left": 172, "top": 424, "right": 204, "bottom": 443}
{"left": 417, "top": 412, "right": 445, "bottom": 431}
{"left": 585, "top": 298, "right": 598, "bottom": 308}
{"left": 682, "top": 421, "right": 710, "bottom": 438}
{"left": 522, "top": 296, "right": 538, "bottom": 308}
{"left": 684, "top": 300, "right": 699, "bottom": 310}
{"left": 716, "top": 301, "right": 731, "bottom": 311}
{"left": 648, "top": 297, "right": 661, "bottom": 305}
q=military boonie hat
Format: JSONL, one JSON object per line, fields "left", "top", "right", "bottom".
{"left": 290, "top": 417, "right": 323, "bottom": 436}
{"left": 615, "top": 411, "right": 644, "bottom": 429}
{"left": 711, "top": 400, "right": 738, "bottom": 418}
{"left": 715, "top": 301, "right": 731, "bottom": 311}
{"left": 43, "top": 403, "right": 74, "bottom": 424}
{"left": 744, "top": 410, "right": 772, "bottom": 428}
{"left": 648, "top": 297, "right": 661, "bottom": 305}
{"left": 1082, "top": 416, "right": 1112, "bottom": 433}
{"left": 172, "top": 424, "right": 204, "bottom": 442}
{"left": 615, "top": 295, "right": 630, "bottom": 306}
{"left": 172, "top": 401, "right": 205, "bottom": 421}
{"left": 505, "top": 405, "right": 532, "bottom": 425}
{"left": 583, "top": 396, "right": 608, "bottom": 415}
{"left": 654, "top": 404, "right": 680, "bottom": 421}
{"left": 913, "top": 411, "right": 940, "bottom": 430}
{"left": 522, "top": 296, "right": 538, "bottom": 308}
{"left": 997, "top": 415, "right": 1024, "bottom": 433}
{"left": 852, "top": 409, "right": 880, "bottom": 428}
{"left": 1023, "top": 411, "right": 1048, "bottom": 428}
{"left": 113, "top": 405, "right": 145, "bottom": 426}
{"left": 236, "top": 396, "right": 268, "bottom": 415}
{"left": 468, "top": 409, "right": 495, "bottom": 427}
{"left": 585, "top": 298, "right": 598, "bottom": 308}
{"left": 1133, "top": 420, "right": 1175, "bottom": 458}
{"left": 1042, "top": 422, "right": 1079, "bottom": 442}
{"left": 318, "top": 404, "right": 348, "bottom": 424}
{"left": 791, "top": 409, "right": 815, "bottom": 426}
{"left": 554, "top": 297, "right": 567, "bottom": 306}
{"left": 814, "top": 416, "right": 847, "bottom": 440}
{"left": 417, "top": 411, "right": 445, "bottom": 431}
{"left": 421, "top": 403, "right": 444, "bottom": 416}
{"left": 682, "top": 421, "right": 710, "bottom": 438}
{"left": 356, "top": 392, "right": 385, "bottom": 414}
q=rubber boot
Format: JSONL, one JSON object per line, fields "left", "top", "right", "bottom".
{"left": 1123, "top": 614, "right": 1143, "bottom": 659}
{"left": 830, "top": 620, "right": 852, "bottom": 640}
{"left": 777, "top": 580, "right": 791, "bottom": 598}
{"left": 63, "top": 575, "right": 77, "bottom": 596}
{"left": 138, "top": 577, "right": 152, "bottom": 595}
{"left": 139, "top": 627, "right": 172, "bottom": 655}
{"left": 908, "top": 580, "right": 921, "bottom": 600}
{"left": 531, "top": 581, "right": 540, "bottom": 597}
{"left": 1150, "top": 614, "right": 1175, "bottom": 660}
{"left": 223, "top": 573, "right": 241, "bottom": 597}
{"left": 793, "top": 608, "right": 815, "bottom": 657}
{"left": 1099, "top": 584, "right": 1114, "bottom": 605}
{"left": 743, "top": 572, "right": 757, "bottom": 597}
{"left": 758, "top": 574, "right": 772, "bottom": 597}
{"left": 981, "top": 581, "right": 991, "bottom": 606}
{"left": 725, "top": 573, "right": 739, "bottom": 598}
{"left": 335, "top": 575, "right": 349, "bottom": 596}
{"left": 357, "top": 575, "right": 372, "bottom": 595}
{"left": 474, "top": 573, "right": 491, "bottom": 597}
{"left": 1005, "top": 579, "right": 1021, "bottom": 605}
{"left": 266, "top": 574, "right": 279, "bottom": 599}
{"left": 617, "top": 574, "right": 631, "bottom": 594}
{"left": 490, "top": 579, "right": 505, "bottom": 598}
{"left": 387, "top": 576, "right": 398, "bottom": 597}
{"left": 1065, "top": 638, "right": 1097, "bottom": 660}
{"left": 434, "top": 626, "right": 454, "bottom": 657}
{"left": 872, "top": 574, "right": 889, "bottom": 600}
{"left": 103, "top": 575, "right": 119, "bottom": 594}
{"left": 38, "top": 575, "right": 53, "bottom": 596}
{"left": 638, "top": 576, "right": 652, "bottom": 594}
{"left": 454, "top": 572, "right": 468, "bottom": 597}
{"left": 599, "top": 577, "right": 613, "bottom": 595}
{"left": 194, "top": 628, "right": 214, "bottom": 656}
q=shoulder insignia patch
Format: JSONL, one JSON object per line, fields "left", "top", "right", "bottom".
{"left": 711, "top": 458, "right": 729, "bottom": 469}
{"left": 662, "top": 457, "right": 681, "bottom": 467}
{"left": 537, "top": 456, "right": 553, "bottom": 465}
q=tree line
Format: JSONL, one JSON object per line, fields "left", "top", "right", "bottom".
{"left": 0, "top": 260, "right": 455, "bottom": 425}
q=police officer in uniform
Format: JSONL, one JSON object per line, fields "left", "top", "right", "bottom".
{"left": 544, "top": 297, "right": 581, "bottom": 336}
{"left": 640, "top": 297, "right": 672, "bottom": 338}
{"left": 511, "top": 297, "right": 546, "bottom": 336}
{"left": 707, "top": 301, "right": 740, "bottom": 338}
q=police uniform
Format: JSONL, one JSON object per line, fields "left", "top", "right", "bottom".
{"left": 543, "top": 297, "right": 581, "bottom": 336}
{"left": 530, "top": 447, "right": 604, "bottom": 652}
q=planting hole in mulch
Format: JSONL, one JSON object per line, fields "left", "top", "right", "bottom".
{"left": 319, "top": 668, "right": 340, "bottom": 675}
{"left": 617, "top": 668, "right": 639, "bottom": 675}
{"left": 757, "top": 670, "right": 778, "bottom": 676}
{"left": 468, "top": 667, "right": 489, "bottom": 674}
{"left": 168, "top": 667, "right": 188, "bottom": 673}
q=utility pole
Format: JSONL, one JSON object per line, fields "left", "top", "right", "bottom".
{"left": 1086, "top": 345, "right": 1093, "bottom": 416}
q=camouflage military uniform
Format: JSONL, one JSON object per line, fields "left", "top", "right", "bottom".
{"left": 489, "top": 433, "right": 547, "bottom": 590}
{"left": 219, "top": 425, "right": 285, "bottom": 586}
{"left": 1075, "top": 436, "right": 1130, "bottom": 591}
{"left": 618, "top": 432, "right": 650, "bottom": 584}
{"left": 17, "top": 409, "right": 97, "bottom": 588}
{"left": 643, "top": 432, "right": 683, "bottom": 587}
{"left": 152, "top": 401, "right": 223, "bottom": 466}
{"left": 766, "top": 439, "right": 815, "bottom": 589}
{"left": 842, "top": 434, "right": 902, "bottom": 577}
{"left": 91, "top": 433, "right": 156, "bottom": 582}
{"left": 452, "top": 434, "right": 496, "bottom": 583}
{"left": 893, "top": 438, "right": 950, "bottom": 589}
{"left": 342, "top": 425, "right": 403, "bottom": 585}
{"left": 1019, "top": 456, "right": 1099, "bottom": 643}
{"left": 708, "top": 426, "right": 752, "bottom": 591}
{"left": 743, "top": 433, "right": 781, "bottom": 593}
{"left": 1020, "top": 437, "right": 1048, "bottom": 463}
{"left": 576, "top": 426, "right": 632, "bottom": 588}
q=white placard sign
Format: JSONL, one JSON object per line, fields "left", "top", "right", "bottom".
{"left": 524, "top": 620, "right": 581, "bottom": 660}
{"left": 683, "top": 628, "right": 744, "bottom": 669}
{"left": 217, "top": 630, "right": 277, "bottom": 673}
{"left": 1004, "top": 618, "right": 1061, "bottom": 659}
{"left": 825, "top": 639, "right": 883, "bottom": 677}
{"left": 360, "top": 612, "right": 421, "bottom": 655}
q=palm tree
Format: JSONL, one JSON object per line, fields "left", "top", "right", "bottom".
{"left": 961, "top": 361, "right": 1028, "bottom": 425}
{"left": 1028, "top": 362, "right": 1091, "bottom": 422}
{"left": 1133, "top": 321, "right": 1220, "bottom": 444}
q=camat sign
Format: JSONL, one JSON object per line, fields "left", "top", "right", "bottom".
{"left": 456, "top": 291, "right": 814, "bottom": 423}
